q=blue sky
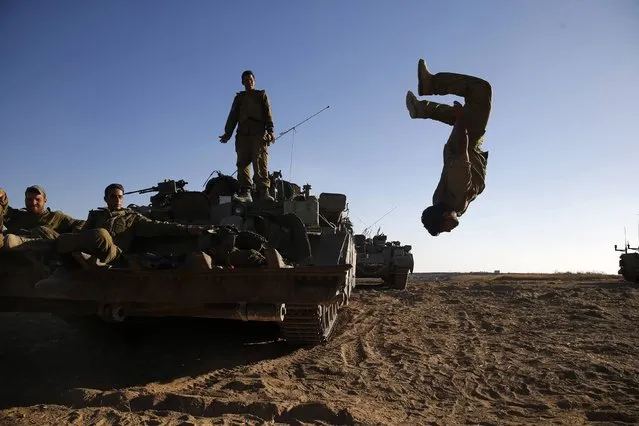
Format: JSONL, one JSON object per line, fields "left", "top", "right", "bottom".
{"left": 1, "top": 0, "right": 638, "bottom": 273}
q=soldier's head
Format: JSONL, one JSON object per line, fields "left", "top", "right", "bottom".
{"left": 421, "top": 203, "right": 459, "bottom": 236}
{"left": 104, "top": 183, "right": 124, "bottom": 211}
{"left": 24, "top": 185, "right": 47, "bottom": 215}
{"left": 241, "top": 70, "right": 255, "bottom": 91}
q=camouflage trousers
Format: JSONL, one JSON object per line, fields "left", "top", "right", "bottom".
{"left": 0, "top": 228, "right": 121, "bottom": 264}
{"left": 235, "top": 132, "right": 270, "bottom": 191}
{"left": 56, "top": 229, "right": 121, "bottom": 263}
{"left": 0, "top": 226, "right": 61, "bottom": 250}
{"left": 411, "top": 71, "right": 492, "bottom": 151}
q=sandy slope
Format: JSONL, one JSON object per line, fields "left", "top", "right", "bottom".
{"left": 0, "top": 273, "right": 637, "bottom": 425}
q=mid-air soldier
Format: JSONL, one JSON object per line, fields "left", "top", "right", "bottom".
{"left": 219, "top": 70, "right": 276, "bottom": 203}
{"left": 0, "top": 185, "right": 84, "bottom": 250}
{"left": 405, "top": 59, "right": 492, "bottom": 236}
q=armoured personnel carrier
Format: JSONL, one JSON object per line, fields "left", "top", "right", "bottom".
{"left": 4, "top": 171, "right": 356, "bottom": 345}
{"left": 353, "top": 232, "right": 414, "bottom": 290}
{"left": 615, "top": 243, "right": 639, "bottom": 283}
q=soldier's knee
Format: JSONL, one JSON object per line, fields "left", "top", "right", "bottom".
{"left": 93, "top": 228, "right": 113, "bottom": 243}
{"left": 31, "top": 226, "right": 60, "bottom": 240}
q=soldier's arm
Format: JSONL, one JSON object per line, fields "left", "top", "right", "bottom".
{"left": 57, "top": 213, "right": 86, "bottom": 233}
{"left": 443, "top": 115, "right": 472, "bottom": 210}
{"left": 223, "top": 94, "right": 241, "bottom": 139}
{"left": 131, "top": 213, "right": 189, "bottom": 237}
{"left": 0, "top": 189, "right": 19, "bottom": 231}
{"left": 450, "top": 102, "right": 470, "bottom": 162}
{"left": 262, "top": 91, "right": 274, "bottom": 133}
{"left": 446, "top": 151, "right": 473, "bottom": 213}
{"left": 0, "top": 188, "right": 7, "bottom": 229}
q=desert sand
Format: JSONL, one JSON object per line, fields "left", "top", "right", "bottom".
{"left": 0, "top": 273, "right": 637, "bottom": 425}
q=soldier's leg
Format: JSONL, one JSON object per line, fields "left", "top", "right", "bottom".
{"left": 443, "top": 102, "right": 470, "bottom": 156}
{"left": 0, "top": 234, "right": 55, "bottom": 251}
{"left": 29, "top": 226, "right": 60, "bottom": 240}
{"left": 251, "top": 134, "right": 270, "bottom": 193}
{"left": 418, "top": 60, "right": 492, "bottom": 145}
{"left": 406, "top": 91, "right": 456, "bottom": 125}
{"left": 235, "top": 134, "right": 253, "bottom": 190}
{"left": 56, "top": 228, "right": 121, "bottom": 263}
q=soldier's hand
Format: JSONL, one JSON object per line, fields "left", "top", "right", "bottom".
{"left": 265, "top": 132, "right": 275, "bottom": 144}
{"left": 219, "top": 134, "right": 230, "bottom": 144}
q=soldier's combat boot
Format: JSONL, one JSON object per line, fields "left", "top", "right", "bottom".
{"left": 233, "top": 187, "right": 253, "bottom": 203}
{"left": 405, "top": 92, "right": 457, "bottom": 126}
{"left": 417, "top": 58, "right": 433, "bottom": 96}
{"left": 406, "top": 91, "right": 418, "bottom": 119}
{"left": 259, "top": 189, "right": 275, "bottom": 202}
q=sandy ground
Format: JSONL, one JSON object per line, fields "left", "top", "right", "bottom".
{"left": 0, "top": 273, "right": 637, "bottom": 425}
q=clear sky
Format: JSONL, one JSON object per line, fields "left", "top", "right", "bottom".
{"left": 1, "top": 0, "right": 638, "bottom": 274}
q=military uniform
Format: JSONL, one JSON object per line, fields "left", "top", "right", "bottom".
{"left": 0, "top": 187, "right": 8, "bottom": 230}
{"left": 55, "top": 207, "right": 195, "bottom": 263}
{"left": 3, "top": 207, "right": 85, "bottom": 236}
{"left": 222, "top": 89, "right": 275, "bottom": 192}
{"left": 408, "top": 70, "right": 491, "bottom": 216}
{"left": 0, "top": 188, "right": 85, "bottom": 249}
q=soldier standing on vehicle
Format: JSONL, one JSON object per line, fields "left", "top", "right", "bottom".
{"left": 219, "top": 70, "right": 276, "bottom": 203}
{"left": 0, "top": 185, "right": 84, "bottom": 249}
{"left": 405, "top": 59, "right": 492, "bottom": 236}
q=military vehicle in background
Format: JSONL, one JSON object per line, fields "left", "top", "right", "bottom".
{"left": 3, "top": 171, "right": 356, "bottom": 346}
{"left": 615, "top": 242, "right": 639, "bottom": 283}
{"left": 354, "top": 230, "right": 414, "bottom": 290}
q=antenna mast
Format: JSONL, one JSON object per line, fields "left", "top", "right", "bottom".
{"left": 275, "top": 106, "right": 330, "bottom": 141}
{"left": 362, "top": 206, "right": 398, "bottom": 237}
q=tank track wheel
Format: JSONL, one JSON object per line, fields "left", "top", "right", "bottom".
{"left": 279, "top": 301, "right": 340, "bottom": 345}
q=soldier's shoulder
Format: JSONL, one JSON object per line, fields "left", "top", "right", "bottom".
{"left": 49, "top": 209, "right": 70, "bottom": 217}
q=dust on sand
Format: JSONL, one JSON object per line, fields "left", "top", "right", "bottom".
{"left": 0, "top": 273, "right": 637, "bottom": 425}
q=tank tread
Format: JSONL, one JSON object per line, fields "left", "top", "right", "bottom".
{"left": 280, "top": 302, "right": 340, "bottom": 345}
{"left": 381, "top": 267, "right": 410, "bottom": 290}
{"left": 389, "top": 270, "right": 410, "bottom": 290}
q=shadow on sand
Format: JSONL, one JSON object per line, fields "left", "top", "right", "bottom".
{"left": 0, "top": 313, "right": 294, "bottom": 409}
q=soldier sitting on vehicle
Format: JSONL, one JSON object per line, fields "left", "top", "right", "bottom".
{"left": 55, "top": 183, "right": 208, "bottom": 264}
{"left": 0, "top": 185, "right": 84, "bottom": 250}
{"left": 3, "top": 183, "right": 207, "bottom": 265}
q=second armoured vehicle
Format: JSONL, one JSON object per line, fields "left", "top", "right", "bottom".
{"left": 353, "top": 231, "right": 414, "bottom": 290}
{"left": 4, "top": 171, "right": 356, "bottom": 346}
{"left": 615, "top": 243, "right": 639, "bottom": 283}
